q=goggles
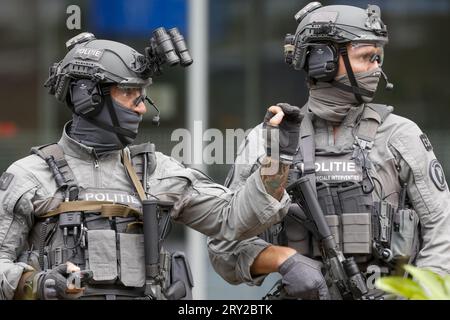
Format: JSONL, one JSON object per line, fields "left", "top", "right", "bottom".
{"left": 351, "top": 42, "right": 385, "bottom": 66}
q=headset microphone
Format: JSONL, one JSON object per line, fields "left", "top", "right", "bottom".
{"left": 145, "top": 97, "right": 161, "bottom": 126}
{"left": 380, "top": 70, "right": 394, "bottom": 91}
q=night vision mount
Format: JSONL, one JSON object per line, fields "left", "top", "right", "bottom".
{"left": 143, "top": 27, "right": 193, "bottom": 77}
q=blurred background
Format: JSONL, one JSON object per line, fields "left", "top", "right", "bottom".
{"left": 0, "top": 0, "right": 449, "bottom": 299}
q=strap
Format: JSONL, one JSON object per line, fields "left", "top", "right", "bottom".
{"left": 356, "top": 104, "right": 393, "bottom": 145}
{"left": 299, "top": 112, "right": 317, "bottom": 197}
{"left": 122, "top": 149, "right": 147, "bottom": 202}
{"left": 31, "top": 143, "right": 79, "bottom": 201}
{"left": 352, "top": 104, "right": 392, "bottom": 194}
{"left": 129, "top": 142, "right": 157, "bottom": 193}
{"left": 40, "top": 200, "right": 142, "bottom": 218}
{"left": 338, "top": 46, "right": 364, "bottom": 104}
{"left": 366, "top": 103, "right": 393, "bottom": 122}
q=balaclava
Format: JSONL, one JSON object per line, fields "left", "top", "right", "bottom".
{"left": 308, "top": 67, "right": 382, "bottom": 123}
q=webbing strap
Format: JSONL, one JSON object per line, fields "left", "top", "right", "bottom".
{"left": 122, "top": 149, "right": 147, "bottom": 202}
{"left": 299, "top": 112, "right": 317, "bottom": 197}
{"left": 353, "top": 104, "right": 392, "bottom": 193}
{"left": 40, "top": 200, "right": 142, "bottom": 218}
{"left": 356, "top": 104, "right": 392, "bottom": 145}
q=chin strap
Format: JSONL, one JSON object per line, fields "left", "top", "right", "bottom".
{"left": 73, "top": 86, "right": 137, "bottom": 148}
{"left": 330, "top": 46, "right": 374, "bottom": 104}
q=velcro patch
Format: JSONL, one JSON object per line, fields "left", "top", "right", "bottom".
{"left": 420, "top": 133, "right": 433, "bottom": 152}
{"left": 73, "top": 47, "right": 104, "bottom": 61}
{"left": 429, "top": 159, "right": 446, "bottom": 191}
{"left": 0, "top": 172, "right": 14, "bottom": 190}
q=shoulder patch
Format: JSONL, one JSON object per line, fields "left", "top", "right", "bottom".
{"left": 429, "top": 159, "right": 447, "bottom": 191}
{"left": 420, "top": 133, "right": 433, "bottom": 152}
{"left": 0, "top": 172, "right": 14, "bottom": 190}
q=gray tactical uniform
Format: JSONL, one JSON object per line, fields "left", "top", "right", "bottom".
{"left": 207, "top": 103, "right": 450, "bottom": 286}
{"left": 0, "top": 123, "right": 289, "bottom": 299}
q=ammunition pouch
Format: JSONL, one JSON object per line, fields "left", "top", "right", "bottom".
{"left": 311, "top": 182, "right": 374, "bottom": 258}
{"left": 390, "top": 208, "right": 419, "bottom": 261}
{"left": 312, "top": 215, "right": 340, "bottom": 256}
{"left": 342, "top": 213, "right": 372, "bottom": 255}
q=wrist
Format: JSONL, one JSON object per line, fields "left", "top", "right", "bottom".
{"left": 13, "top": 270, "right": 41, "bottom": 300}
{"left": 274, "top": 246, "right": 297, "bottom": 269}
{"left": 250, "top": 245, "right": 297, "bottom": 276}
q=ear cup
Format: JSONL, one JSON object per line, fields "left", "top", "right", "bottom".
{"left": 306, "top": 44, "right": 339, "bottom": 82}
{"left": 69, "top": 80, "right": 104, "bottom": 117}
{"left": 90, "top": 92, "right": 103, "bottom": 109}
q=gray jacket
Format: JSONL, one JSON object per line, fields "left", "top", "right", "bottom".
{"left": 207, "top": 105, "right": 450, "bottom": 286}
{"left": 0, "top": 123, "right": 289, "bottom": 299}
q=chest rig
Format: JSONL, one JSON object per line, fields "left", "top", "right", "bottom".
{"left": 268, "top": 104, "right": 418, "bottom": 271}
{"left": 22, "top": 143, "right": 193, "bottom": 300}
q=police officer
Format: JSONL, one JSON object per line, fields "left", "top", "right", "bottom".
{"left": 0, "top": 30, "right": 300, "bottom": 299}
{"left": 207, "top": 2, "right": 450, "bottom": 300}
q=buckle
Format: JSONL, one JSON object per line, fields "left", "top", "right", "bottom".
{"left": 355, "top": 137, "right": 374, "bottom": 151}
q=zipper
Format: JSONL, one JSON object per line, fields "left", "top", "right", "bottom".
{"left": 92, "top": 150, "right": 101, "bottom": 187}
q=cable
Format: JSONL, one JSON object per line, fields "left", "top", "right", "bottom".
{"left": 371, "top": 176, "right": 385, "bottom": 200}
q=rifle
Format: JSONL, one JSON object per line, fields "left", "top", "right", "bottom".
{"left": 286, "top": 176, "right": 373, "bottom": 300}
{"left": 142, "top": 200, "right": 186, "bottom": 300}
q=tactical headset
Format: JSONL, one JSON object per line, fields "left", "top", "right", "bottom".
{"left": 283, "top": 2, "right": 393, "bottom": 103}
{"left": 304, "top": 43, "right": 339, "bottom": 82}
{"left": 68, "top": 79, "right": 104, "bottom": 118}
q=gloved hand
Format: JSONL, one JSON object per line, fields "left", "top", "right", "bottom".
{"left": 15, "top": 262, "right": 88, "bottom": 300}
{"left": 263, "top": 103, "right": 303, "bottom": 163}
{"left": 278, "top": 253, "right": 330, "bottom": 300}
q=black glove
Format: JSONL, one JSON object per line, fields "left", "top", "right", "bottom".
{"left": 263, "top": 103, "right": 302, "bottom": 163}
{"left": 37, "top": 264, "right": 88, "bottom": 300}
{"left": 279, "top": 253, "right": 330, "bottom": 300}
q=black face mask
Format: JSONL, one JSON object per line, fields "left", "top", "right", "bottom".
{"left": 70, "top": 98, "right": 142, "bottom": 154}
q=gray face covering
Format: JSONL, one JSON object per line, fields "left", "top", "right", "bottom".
{"left": 70, "top": 99, "right": 142, "bottom": 154}
{"left": 308, "top": 67, "right": 382, "bottom": 123}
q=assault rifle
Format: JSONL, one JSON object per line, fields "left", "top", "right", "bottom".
{"left": 285, "top": 176, "right": 376, "bottom": 300}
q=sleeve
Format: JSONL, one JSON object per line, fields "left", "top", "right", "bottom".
{"left": 0, "top": 163, "right": 39, "bottom": 299}
{"left": 224, "top": 123, "right": 266, "bottom": 190}
{"left": 205, "top": 125, "right": 274, "bottom": 285}
{"left": 207, "top": 237, "right": 270, "bottom": 285}
{"left": 170, "top": 164, "right": 291, "bottom": 241}
{"left": 389, "top": 120, "right": 450, "bottom": 275}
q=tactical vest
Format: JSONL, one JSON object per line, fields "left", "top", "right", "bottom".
{"left": 18, "top": 143, "right": 193, "bottom": 300}
{"left": 264, "top": 104, "right": 420, "bottom": 274}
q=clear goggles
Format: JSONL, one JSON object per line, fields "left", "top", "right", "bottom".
{"left": 350, "top": 42, "right": 385, "bottom": 66}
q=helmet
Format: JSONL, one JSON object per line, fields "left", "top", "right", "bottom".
{"left": 285, "top": 2, "right": 388, "bottom": 81}
{"left": 44, "top": 29, "right": 192, "bottom": 144}
{"left": 44, "top": 33, "right": 153, "bottom": 116}
{"left": 284, "top": 2, "right": 389, "bottom": 102}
